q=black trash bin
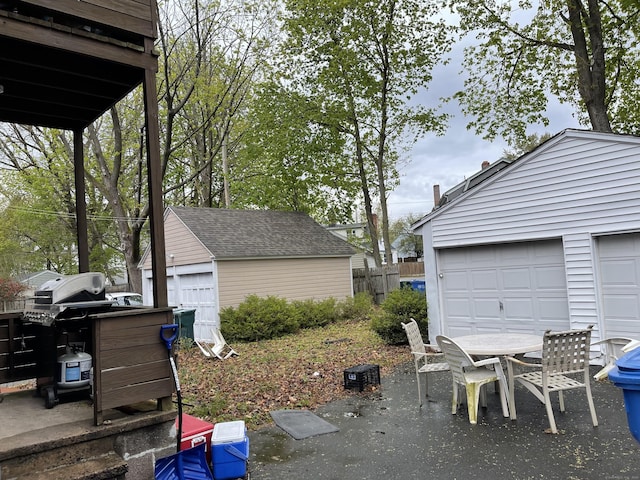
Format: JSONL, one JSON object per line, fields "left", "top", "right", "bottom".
{"left": 173, "top": 308, "right": 196, "bottom": 342}
{"left": 608, "top": 348, "right": 640, "bottom": 444}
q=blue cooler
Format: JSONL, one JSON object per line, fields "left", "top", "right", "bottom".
{"left": 211, "top": 420, "right": 248, "bottom": 480}
{"left": 608, "top": 348, "right": 640, "bottom": 444}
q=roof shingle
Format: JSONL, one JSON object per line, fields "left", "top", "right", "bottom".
{"left": 168, "top": 207, "right": 356, "bottom": 259}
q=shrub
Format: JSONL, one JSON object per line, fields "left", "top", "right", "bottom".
{"left": 221, "top": 295, "right": 301, "bottom": 342}
{"left": 292, "top": 298, "right": 339, "bottom": 329}
{"left": 338, "top": 292, "right": 374, "bottom": 321}
{"left": 0, "top": 277, "right": 27, "bottom": 302}
{"left": 371, "top": 287, "right": 428, "bottom": 345}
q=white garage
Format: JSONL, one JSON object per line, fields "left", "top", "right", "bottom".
{"left": 413, "top": 129, "right": 640, "bottom": 345}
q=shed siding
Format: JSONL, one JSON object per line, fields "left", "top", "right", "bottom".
{"left": 141, "top": 211, "right": 211, "bottom": 270}
{"left": 431, "top": 135, "right": 640, "bottom": 247}
{"left": 217, "top": 257, "right": 353, "bottom": 308}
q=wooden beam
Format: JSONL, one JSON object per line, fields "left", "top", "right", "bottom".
{"left": 74, "top": 129, "right": 90, "bottom": 273}
{"left": 143, "top": 60, "right": 167, "bottom": 307}
{"left": 0, "top": 15, "right": 157, "bottom": 70}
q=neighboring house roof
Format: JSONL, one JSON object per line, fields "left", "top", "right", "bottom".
{"left": 17, "top": 270, "right": 64, "bottom": 289}
{"left": 168, "top": 206, "right": 356, "bottom": 260}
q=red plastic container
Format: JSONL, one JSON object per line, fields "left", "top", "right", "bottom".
{"left": 178, "top": 414, "right": 215, "bottom": 465}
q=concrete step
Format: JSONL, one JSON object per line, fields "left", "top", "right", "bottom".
{"left": 0, "top": 437, "right": 127, "bottom": 480}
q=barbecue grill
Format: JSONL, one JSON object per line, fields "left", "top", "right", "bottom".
{"left": 21, "top": 272, "right": 114, "bottom": 408}
{"left": 22, "top": 272, "right": 113, "bottom": 327}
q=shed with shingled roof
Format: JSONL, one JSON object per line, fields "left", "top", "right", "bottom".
{"left": 139, "top": 206, "right": 355, "bottom": 341}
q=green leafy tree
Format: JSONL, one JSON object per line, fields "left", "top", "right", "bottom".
{"left": 449, "top": 0, "right": 640, "bottom": 142}
{"left": 274, "top": 0, "right": 454, "bottom": 266}
{"left": 390, "top": 213, "right": 423, "bottom": 259}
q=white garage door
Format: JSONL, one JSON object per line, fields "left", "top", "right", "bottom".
{"left": 598, "top": 233, "right": 640, "bottom": 339}
{"left": 439, "top": 240, "right": 570, "bottom": 337}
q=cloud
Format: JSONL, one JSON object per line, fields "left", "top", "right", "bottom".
{"left": 387, "top": 42, "right": 582, "bottom": 221}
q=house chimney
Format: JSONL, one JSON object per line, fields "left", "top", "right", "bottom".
{"left": 481, "top": 160, "right": 490, "bottom": 169}
{"left": 433, "top": 184, "right": 441, "bottom": 207}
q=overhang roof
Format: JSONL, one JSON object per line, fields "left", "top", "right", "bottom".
{"left": 0, "top": 7, "right": 155, "bottom": 130}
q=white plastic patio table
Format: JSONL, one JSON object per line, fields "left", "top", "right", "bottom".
{"left": 451, "top": 333, "right": 543, "bottom": 356}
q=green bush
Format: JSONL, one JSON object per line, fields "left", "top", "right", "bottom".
{"left": 338, "top": 292, "right": 374, "bottom": 321}
{"left": 371, "top": 287, "right": 428, "bottom": 345}
{"left": 292, "top": 298, "right": 339, "bottom": 329}
{"left": 221, "top": 295, "right": 301, "bottom": 342}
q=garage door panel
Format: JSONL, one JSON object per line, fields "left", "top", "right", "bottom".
{"left": 603, "top": 295, "right": 640, "bottom": 318}
{"left": 471, "top": 270, "right": 499, "bottom": 290}
{"left": 503, "top": 298, "right": 534, "bottom": 318}
{"left": 445, "top": 298, "right": 472, "bottom": 317}
{"left": 598, "top": 233, "right": 640, "bottom": 339}
{"left": 538, "top": 298, "right": 570, "bottom": 320}
{"left": 440, "top": 239, "right": 567, "bottom": 334}
{"left": 474, "top": 298, "right": 501, "bottom": 318}
{"left": 502, "top": 268, "right": 531, "bottom": 289}
{"left": 442, "top": 271, "right": 469, "bottom": 291}
{"left": 601, "top": 260, "right": 638, "bottom": 286}
{"left": 536, "top": 266, "right": 567, "bottom": 289}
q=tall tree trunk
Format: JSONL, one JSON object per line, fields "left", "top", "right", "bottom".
{"left": 567, "top": 0, "right": 611, "bottom": 132}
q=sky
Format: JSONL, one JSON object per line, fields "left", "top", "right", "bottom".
{"left": 385, "top": 45, "right": 583, "bottom": 222}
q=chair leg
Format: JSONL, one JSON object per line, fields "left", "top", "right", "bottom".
{"left": 584, "top": 373, "right": 599, "bottom": 427}
{"left": 415, "top": 369, "right": 423, "bottom": 406}
{"left": 558, "top": 390, "right": 565, "bottom": 413}
{"left": 507, "top": 365, "right": 517, "bottom": 420}
{"left": 466, "top": 383, "right": 481, "bottom": 424}
{"left": 543, "top": 390, "right": 558, "bottom": 434}
{"left": 451, "top": 381, "right": 459, "bottom": 415}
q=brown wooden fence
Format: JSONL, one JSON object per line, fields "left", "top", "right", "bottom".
{"left": 398, "top": 262, "right": 424, "bottom": 278}
{"left": 352, "top": 264, "right": 400, "bottom": 304}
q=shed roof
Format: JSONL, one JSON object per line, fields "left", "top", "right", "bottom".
{"left": 168, "top": 206, "right": 356, "bottom": 260}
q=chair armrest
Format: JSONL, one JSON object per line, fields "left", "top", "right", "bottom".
{"left": 505, "top": 356, "right": 539, "bottom": 369}
{"left": 473, "top": 357, "right": 500, "bottom": 368}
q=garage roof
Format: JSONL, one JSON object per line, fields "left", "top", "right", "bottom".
{"left": 168, "top": 206, "right": 356, "bottom": 260}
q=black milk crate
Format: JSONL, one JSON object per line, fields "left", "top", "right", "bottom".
{"left": 343, "top": 364, "right": 380, "bottom": 391}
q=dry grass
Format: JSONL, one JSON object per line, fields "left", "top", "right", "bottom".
{"left": 177, "top": 319, "right": 407, "bottom": 430}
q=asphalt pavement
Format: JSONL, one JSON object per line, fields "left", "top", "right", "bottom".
{"left": 248, "top": 363, "right": 640, "bottom": 480}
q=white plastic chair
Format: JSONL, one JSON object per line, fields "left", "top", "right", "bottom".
{"left": 592, "top": 337, "right": 640, "bottom": 381}
{"left": 195, "top": 328, "right": 238, "bottom": 360}
{"left": 436, "top": 335, "right": 510, "bottom": 425}
{"left": 506, "top": 326, "right": 597, "bottom": 434}
{"left": 401, "top": 319, "right": 449, "bottom": 406}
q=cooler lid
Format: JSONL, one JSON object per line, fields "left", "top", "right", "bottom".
{"left": 616, "top": 348, "right": 640, "bottom": 372}
{"left": 212, "top": 420, "right": 246, "bottom": 444}
{"left": 177, "top": 414, "right": 214, "bottom": 436}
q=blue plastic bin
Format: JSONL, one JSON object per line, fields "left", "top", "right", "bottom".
{"left": 409, "top": 280, "right": 425, "bottom": 292}
{"left": 608, "top": 348, "right": 640, "bottom": 444}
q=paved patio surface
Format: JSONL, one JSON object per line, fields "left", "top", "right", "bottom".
{"left": 248, "top": 363, "right": 640, "bottom": 480}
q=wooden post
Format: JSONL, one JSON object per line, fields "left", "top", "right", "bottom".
{"left": 74, "top": 128, "right": 90, "bottom": 273}
{"left": 143, "top": 48, "right": 168, "bottom": 308}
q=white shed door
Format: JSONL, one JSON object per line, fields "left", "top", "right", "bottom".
{"left": 598, "top": 233, "right": 640, "bottom": 339}
{"left": 439, "top": 240, "right": 569, "bottom": 336}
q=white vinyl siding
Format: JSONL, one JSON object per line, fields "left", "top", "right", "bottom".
{"left": 563, "top": 233, "right": 600, "bottom": 334}
{"left": 597, "top": 233, "right": 640, "bottom": 340}
{"left": 217, "top": 257, "right": 353, "bottom": 308}
{"left": 431, "top": 133, "right": 640, "bottom": 247}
